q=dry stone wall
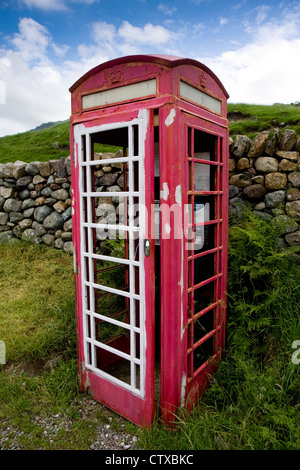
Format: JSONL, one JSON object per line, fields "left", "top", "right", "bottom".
{"left": 229, "top": 128, "right": 300, "bottom": 247}
{"left": 0, "top": 153, "right": 125, "bottom": 252}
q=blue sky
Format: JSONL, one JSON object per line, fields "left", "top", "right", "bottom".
{"left": 1, "top": 0, "right": 300, "bottom": 136}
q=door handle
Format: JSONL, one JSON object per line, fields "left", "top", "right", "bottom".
{"left": 144, "top": 239, "right": 151, "bottom": 256}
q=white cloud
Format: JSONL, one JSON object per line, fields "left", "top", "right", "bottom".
{"left": 118, "top": 21, "right": 175, "bottom": 45}
{"left": 158, "top": 3, "right": 177, "bottom": 16}
{"left": 10, "top": 18, "right": 51, "bottom": 61}
{"left": 20, "top": 0, "right": 98, "bottom": 9}
{"left": 218, "top": 17, "right": 228, "bottom": 26}
{"left": 20, "top": 0, "right": 68, "bottom": 11}
{"left": 201, "top": 13, "right": 300, "bottom": 104}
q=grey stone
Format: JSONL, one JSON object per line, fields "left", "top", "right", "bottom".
{"left": 56, "top": 157, "right": 67, "bottom": 178}
{"left": 0, "top": 187, "right": 13, "bottom": 199}
{"left": 32, "top": 175, "right": 46, "bottom": 185}
{"left": 285, "top": 231, "right": 300, "bottom": 246}
{"left": 54, "top": 238, "right": 64, "bottom": 249}
{"left": 285, "top": 200, "right": 300, "bottom": 218}
{"left": 229, "top": 174, "right": 252, "bottom": 187}
{"left": 265, "top": 172, "right": 287, "bottom": 190}
{"left": 248, "top": 132, "right": 269, "bottom": 157}
{"left": 265, "top": 132, "right": 279, "bottom": 156}
{"left": 51, "top": 189, "right": 69, "bottom": 201}
{"left": 22, "top": 198, "right": 35, "bottom": 210}
{"left": 229, "top": 185, "right": 239, "bottom": 199}
{"left": 287, "top": 188, "right": 300, "bottom": 201}
{"left": 265, "top": 190, "right": 286, "bottom": 208}
{"left": 254, "top": 157, "right": 279, "bottom": 173}
{"left": 23, "top": 207, "right": 35, "bottom": 218}
{"left": 19, "top": 218, "right": 33, "bottom": 230}
{"left": 63, "top": 218, "right": 72, "bottom": 232}
{"left": 12, "top": 161, "right": 27, "bottom": 179}
{"left": 0, "top": 163, "right": 14, "bottom": 178}
{"left": 32, "top": 222, "right": 47, "bottom": 237}
{"left": 288, "top": 172, "right": 300, "bottom": 188}
{"left": 16, "top": 175, "right": 33, "bottom": 187}
{"left": 279, "top": 129, "right": 297, "bottom": 151}
{"left": 65, "top": 156, "right": 71, "bottom": 176}
{"left": 272, "top": 215, "right": 298, "bottom": 234}
{"left": 253, "top": 211, "right": 273, "bottom": 221}
{"left": 276, "top": 150, "right": 299, "bottom": 161}
{"left": 230, "top": 135, "right": 251, "bottom": 158}
{"left": 21, "top": 229, "right": 41, "bottom": 244}
{"left": 0, "top": 231, "right": 14, "bottom": 243}
{"left": 34, "top": 205, "right": 52, "bottom": 223}
{"left": 43, "top": 211, "right": 65, "bottom": 230}
{"left": 254, "top": 201, "right": 266, "bottom": 211}
{"left": 0, "top": 196, "right": 4, "bottom": 210}
{"left": 42, "top": 234, "right": 55, "bottom": 246}
{"left": 3, "top": 198, "right": 22, "bottom": 213}
{"left": 9, "top": 212, "right": 23, "bottom": 223}
{"left": 98, "top": 172, "right": 119, "bottom": 186}
{"left": 61, "top": 231, "right": 72, "bottom": 241}
{"left": 61, "top": 207, "right": 72, "bottom": 221}
{"left": 37, "top": 161, "right": 52, "bottom": 177}
{"left": 19, "top": 189, "right": 30, "bottom": 200}
{"left": 25, "top": 162, "right": 39, "bottom": 175}
{"left": 63, "top": 241, "right": 73, "bottom": 253}
{"left": 0, "top": 212, "right": 9, "bottom": 225}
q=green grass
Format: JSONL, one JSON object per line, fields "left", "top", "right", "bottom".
{"left": 0, "top": 121, "right": 122, "bottom": 164}
{"left": 228, "top": 102, "right": 300, "bottom": 137}
{"left": 139, "top": 211, "right": 300, "bottom": 450}
{"left": 0, "top": 240, "right": 136, "bottom": 450}
{"left": 0, "top": 122, "right": 71, "bottom": 164}
{"left": 1, "top": 103, "right": 300, "bottom": 164}
{"left": 0, "top": 211, "right": 299, "bottom": 450}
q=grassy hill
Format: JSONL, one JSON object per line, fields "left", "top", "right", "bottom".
{"left": 1, "top": 103, "right": 300, "bottom": 164}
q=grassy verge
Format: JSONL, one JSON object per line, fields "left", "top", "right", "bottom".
{"left": 0, "top": 241, "right": 136, "bottom": 450}
{"left": 0, "top": 210, "right": 299, "bottom": 450}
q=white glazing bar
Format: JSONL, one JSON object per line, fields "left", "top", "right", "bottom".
{"left": 91, "top": 338, "right": 141, "bottom": 365}
{"left": 82, "top": 222, "right": 139, "bottom": 232}
{"left": 82, "top": 191, "right": 139, "bottom": 198}
{"left": 138, "top": 112, "right": 147, "bottom": 397}
{"left": 81, "top": 156, "right": 140, "bottom": 166}
{"left": 78, "top": 134, "right": 91, "bottom": 368}
{"left": 87, "top": 309, "right": 141, "bottom": 333}
{"left": 85, "top": 133, "right": 97, "bottom": 370}
{"left": 84, "top": 252, "right": 140, "bottom": 267}
{"left": 84, "top": 280, "right": 140, "bottom": 300}
{"left": 128, "top": 124, "right": 136, "bottom": 391}
{"left": 87, "top": 364, "right": 142, "bottom": 395}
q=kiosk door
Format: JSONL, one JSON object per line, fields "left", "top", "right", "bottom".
{"left": 183, "top": 112, "right": 228, "bottom": 408}
{"left": 72, "top": 109, "right": 155, "bottom": 428}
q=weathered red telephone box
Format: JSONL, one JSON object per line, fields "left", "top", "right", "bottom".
{"left": 69, "top": 55, "right": 229, "bottom": 428}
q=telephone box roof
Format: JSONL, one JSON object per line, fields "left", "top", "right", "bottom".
{"left": 69, "top": 54, "right": 229, "bottom": 99}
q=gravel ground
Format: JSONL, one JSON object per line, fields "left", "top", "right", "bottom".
{"left": 0, "top": 395, "right": 140, "bottom": 451}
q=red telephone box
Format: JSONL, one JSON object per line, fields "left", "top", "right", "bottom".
{"left": 69, "top": 55, "right": 229, "bottom": 428}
